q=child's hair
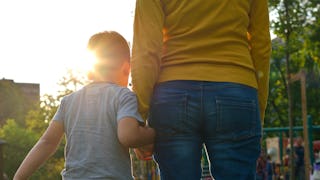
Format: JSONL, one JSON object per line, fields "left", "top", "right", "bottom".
{"left": 87, "top": 31, "right": 130, "bottom": 62}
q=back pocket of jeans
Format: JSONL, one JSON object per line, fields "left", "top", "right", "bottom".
{"left": 149, "top": 93, "right": 187, "bottom": 137}
{"left": 216, "top": 96, "right": 259, "bottom": 140}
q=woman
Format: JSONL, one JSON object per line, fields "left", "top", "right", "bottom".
{"left": 131, "top": 1, "right": 271, "bottom": 179}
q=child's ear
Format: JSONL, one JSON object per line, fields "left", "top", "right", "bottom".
{"left": 122, "top": 61, "right": 130, "bottom": 76}
{"left": 87, "top": 70, "right": 95, "bottom": 80}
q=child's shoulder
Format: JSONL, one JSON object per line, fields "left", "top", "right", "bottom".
{"left": 83, "top": 83, "right": 136, "bottom": 99}
{"left": 117, "top": 86, "right": 136, "bottom": 97}
{"left": 102, "top": 84, "right": 135, "bottom": 100}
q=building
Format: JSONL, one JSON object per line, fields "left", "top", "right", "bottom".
{"left": 0, "top": 78, "right": 40, "bottom": 125}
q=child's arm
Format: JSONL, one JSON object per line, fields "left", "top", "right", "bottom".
{"left": 13, "top": 121, "right": 64, "bottom": 180}
{"left": 117, "top": 117, "right": 155, "bottom": 148}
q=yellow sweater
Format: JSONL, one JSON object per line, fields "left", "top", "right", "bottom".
{"left": 131, "top": 0, "right": 271, "bottom": 123}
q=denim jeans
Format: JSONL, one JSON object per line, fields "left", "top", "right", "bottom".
{"left": 149, "top": 81, "right": 262, "bottom": 180}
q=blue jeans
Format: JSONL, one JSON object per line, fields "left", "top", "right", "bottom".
{"left": 149, "top": 81, "right": 262, "bottom": 180}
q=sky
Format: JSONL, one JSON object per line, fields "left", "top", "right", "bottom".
{"left": 0, "top": 0, "right": 135, "bottom": 96}
{"left": 0, "top": 1, "right": 276, "bottom": 97}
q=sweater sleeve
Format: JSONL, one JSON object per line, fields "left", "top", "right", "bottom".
{"left": 248, "top": 0, "right": 272, "bottom": 124}
{"left": 131, "top": 0, "right": 164, "bottom": 120}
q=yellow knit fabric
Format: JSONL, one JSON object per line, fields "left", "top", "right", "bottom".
{"left": 131, "top": 0, "right": 271, "bottom": 123}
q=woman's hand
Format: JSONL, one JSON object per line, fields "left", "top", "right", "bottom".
{"left": 134, "top": 144, "right": 154, "bottom": 161}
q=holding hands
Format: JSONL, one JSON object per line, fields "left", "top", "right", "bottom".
{"left": 134, "top": 143, "right": 154, "bottom": 161}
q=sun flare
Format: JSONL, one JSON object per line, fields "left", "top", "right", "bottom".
{"left": 0, "top": 0, "right": 135, "bottom": 96}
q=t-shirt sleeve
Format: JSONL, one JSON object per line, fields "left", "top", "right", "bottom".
{"left": 52, "top": 97, "right": 66, "bottom": 123}
{"left": 117, "top": 89, "right": 144, "bottom": 124}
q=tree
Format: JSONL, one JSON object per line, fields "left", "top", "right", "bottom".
{"left": 265, "top": 38, "right": 288, "bottom": 127}
{"left": 0, "top": 119, "right": 38, "bottom": 179}
{"left": 267, "top": 1, "right": 320, "bottom": 178}
{"left": 56, "top": 69, "right": 88, "bottom": 100}
{"left": 266, "top": 0, "right": 320, "bottom": 128}
{"left": 0, "top": 69, "right": 86, "bottom": 179}
{"left": 0, "top": 119, "right": 64, "bottom": 180}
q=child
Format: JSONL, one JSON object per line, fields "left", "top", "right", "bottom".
{"left": 13, "top": 31, "right": 155, "bottom": 180}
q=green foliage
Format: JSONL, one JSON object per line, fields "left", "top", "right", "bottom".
{"left": 25, "top": 109, "right": 48, "bottom": 135}
{"left": 0, "top": 70, "right": 86, "bottom": 179}
{"left": 39, "top": 94, "right": 59, "bottom": 124}
{"left": 0, "top": 119, "right": 38, "bottom": 179}
{"left": 0, "top": 119, "right": 65, "bottom": 180}
{"left": 269, "top": 0, "right": 309, "bottom": 39}
{"left": 266, "top": 39, "right": 288, "bottom": 126}
{"left": 56, "top": 69, "right": 88, "bottom": 100}
{"left": 265, "top": 0, "right": 320, "bottom": 131}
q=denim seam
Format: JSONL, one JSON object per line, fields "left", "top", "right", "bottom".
{"left": 183, "top": 93, "right": 187, "bottom": 135}
{"left": 200, "top": 84, "right": 204, "bottom": 133}
{"left": 215, "top": 98, "right": 259, "bottom": 140}
{"left": 151, "top": 92, "right": 188, "bottom": 137}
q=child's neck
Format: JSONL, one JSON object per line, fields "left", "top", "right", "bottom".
{"left": 91, "top": 79, "right": 127, "bottom": 87}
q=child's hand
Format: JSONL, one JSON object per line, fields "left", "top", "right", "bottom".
{"left": 134, "top": 144, "right": 154, "bottom": 161}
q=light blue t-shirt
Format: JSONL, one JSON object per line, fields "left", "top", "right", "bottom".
{"left": 53, "top": 82, "right": 144, "bottom": 180}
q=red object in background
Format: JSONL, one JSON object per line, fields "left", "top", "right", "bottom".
{"left": 314, "top": 140, "right": 320, "bottom": 151}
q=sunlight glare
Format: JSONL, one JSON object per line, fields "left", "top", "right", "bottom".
{"left": 64, "top": 47, "right": 97, "bottom": 81}
{"left": 0, "top": 0, "right": 135, "bottom": 96}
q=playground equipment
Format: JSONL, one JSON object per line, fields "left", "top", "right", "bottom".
{"left": 264, "top": 116, "right": 320, "bottom": 179}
